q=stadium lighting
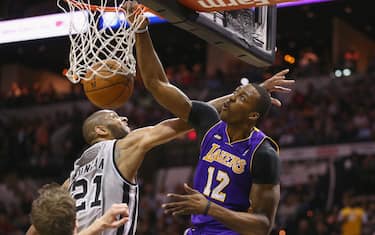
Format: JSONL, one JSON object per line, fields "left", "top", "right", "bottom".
{"left": 0, "top": 1, "right": 333, "bottom": 44}
{"left": 100, "top": 12, "right": 127, "bottom": 28}
{"left": 284, "top": 54, "right": 296, "bottom": 64}
{"left": 343, "top": 68, "right": 352, "bottom": 77}
{"left": 0, "top": 11, "right": 164, "bottom": 45}
{"left": 278, "top": 0, "right": 333, "bottom": 8}
{"left": 334, "top": 69, "right": 342, "bottom": 78}
{"left": 240, "top": 78, "right": 250, "bottom": 85}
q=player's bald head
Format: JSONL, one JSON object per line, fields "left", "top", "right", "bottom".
{"left": 82, "top": 110, "right": 112, "bottom": 144}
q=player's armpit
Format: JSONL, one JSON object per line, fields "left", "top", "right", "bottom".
{"left": 135, "top": 29, "right": 192, "bottom": 121}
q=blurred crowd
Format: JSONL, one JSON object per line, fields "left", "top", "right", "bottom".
{"left": 2, "top": 64, "right": 375, "bottom": 146}
{"left": 265, "top": 75, "right": 375, "bottom": 146}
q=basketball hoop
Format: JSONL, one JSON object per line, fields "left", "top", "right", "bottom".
{"left": 57, "top": 0, "right": 146, "bottom": 83}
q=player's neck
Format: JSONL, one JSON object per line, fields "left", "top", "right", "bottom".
{"left": 226, "top": 123, "right": 255, "bottom": 142}
{"left": 91, "top": 137, "right": 109, "bottom": 145}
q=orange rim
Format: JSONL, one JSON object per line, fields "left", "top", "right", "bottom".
{"left": 64, "top": 0, "right": 146, "bottom": 13}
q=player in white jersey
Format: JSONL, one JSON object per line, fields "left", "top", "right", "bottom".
{"left": 67, "top": 110, "right": 192, "bottom": 235}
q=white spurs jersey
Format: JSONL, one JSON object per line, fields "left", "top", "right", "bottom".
{"left": 69, "top": 140, "right": 139, "bottom": 235}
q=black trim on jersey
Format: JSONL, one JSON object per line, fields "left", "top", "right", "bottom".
{"left": 117, "top": 183, "right": 130, "bottom": 235}
{"left": 188, "top": 101, "right": 220, "bottom": 142}
{"left": 251, "top": 140, "right": 281, "bottom": 184}
{"left": 112, "top": 140, "right": 138, "bottom": 186}
{"left": 128, "top": 186, "right": 138, "bottom": 235}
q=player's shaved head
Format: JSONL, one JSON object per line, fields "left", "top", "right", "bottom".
{"left": 251, "top": 83, "right": 271, "bottom": 123}
{"left": 83, "top": 110, "right": 130, "bottom": 144}
{"left": 82, "top": 110, "right": 112, "bottom": 144}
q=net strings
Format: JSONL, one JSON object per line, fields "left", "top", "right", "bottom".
{"left": 57, "top": 0, "right": 145, "bottom": 83}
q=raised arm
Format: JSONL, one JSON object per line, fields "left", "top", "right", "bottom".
{"left": 135, "top": 21, "right": 192, "bottom": 121}
{"left": 128, "top": 2, "right": 293, "bottom": 119}
{"left": 114, "top": 118, "right": 191, "bottom": 183}
{"left": 208, "top": 69, "right": 293, "bottom": 110}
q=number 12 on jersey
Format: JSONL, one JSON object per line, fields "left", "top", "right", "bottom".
{"left": 203, "top": 167, "right": 230, "bottom": 202}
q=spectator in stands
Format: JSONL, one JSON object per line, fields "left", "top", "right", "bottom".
{"left": 338, "top": 193, "right": 367, "bottom": 235}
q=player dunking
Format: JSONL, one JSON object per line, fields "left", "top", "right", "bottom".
{"left": 57, "top": 4, "right": 291, "bottom": 234}
{"left": 66, "top": 80, "right": 288, "bottom": 235}
{"left": 68, "top": 65, "right": 290, "bottom": 235}
{"left": 132, "top": 2, "right": 293, "bottom": 234}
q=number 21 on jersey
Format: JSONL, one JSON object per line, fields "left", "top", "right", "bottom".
{"left": 203, "top": 167, "right": 230, "bottom": 202}
{"left": 72, "top": 175, "right": 102, "bottom": 212}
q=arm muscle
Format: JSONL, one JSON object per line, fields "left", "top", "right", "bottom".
{"left": 136, "top": 32, "right": 192, "bottom": 121}
{"left": 114, "top": 119, "right": 191, "bottom": 183}
{"left": 208, "top": 184, "right": 280, "bottom": 235}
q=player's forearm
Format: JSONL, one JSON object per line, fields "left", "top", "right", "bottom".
{"left": 135, "top": 31, "right": 168, "bottom": 89}
{"left": 135, "top": 31, "right": 192, "bottom": 121}
{"left": 207, "top": 202, "right": 271, "bottom": 235}
{"left": 208, "top": 94, "right": 232, "bottom": 112}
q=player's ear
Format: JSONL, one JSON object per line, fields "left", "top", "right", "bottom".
{"left": 248, "top": 112, "right": 260, "bottom": 122}
{"left": 94, "top": 125, "right": 109, "bottom": 136}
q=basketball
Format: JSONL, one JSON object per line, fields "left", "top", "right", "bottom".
{"left": 82, "top": 60, "right": 134, "bottom": 109}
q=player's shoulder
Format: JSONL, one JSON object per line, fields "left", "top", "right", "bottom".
{"left": 190, "top": 101, "right": 219, "bottom": 118}
{"left": 256, "top": 140, "right": 278, "bottom": 157}
{"left": 340, "top": 207, "right": 350, "bottom": 214}
{"left": 355, "top": 207, "right": 365, "bottom": 214}
{"left": 252, "top": 140, "right": 280, "bottom": 169}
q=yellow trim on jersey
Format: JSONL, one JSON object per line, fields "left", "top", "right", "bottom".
{"left": 249, "top": 135, "right": 280, "bottom": 173}
{"left": 267, "top": 137, "right": 280, "bottom": 154}
{"left": 253, "top": 127, "right": 260, "bottom": 132}
{"left": 225, "top": 126, "right": 255, "bottom": 145}
{"left": 249, "top": 136, "right": 266, "bottom": 173}
{"left": 200, "top": 120, "right": 222, "bottom": 150}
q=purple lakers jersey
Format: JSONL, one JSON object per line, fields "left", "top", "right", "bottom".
{"left": 191, "top": 121, "right": 277, "bottom": 233}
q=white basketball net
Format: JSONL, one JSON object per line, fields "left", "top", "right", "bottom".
{"left": 57, "top": 0, "right": 145, "bottom": 83}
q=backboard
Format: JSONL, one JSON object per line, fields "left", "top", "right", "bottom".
{"left": 140, "top": 0, "right": 277, "bottom": 67}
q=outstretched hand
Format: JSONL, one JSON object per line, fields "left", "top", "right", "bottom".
{"left": 162, "top": 183, "right": 209, "bottom": 216}
{"left": 260, "top": 69, "right": 294, "bottom": 107}
{"left": 122, "top": 1, "right": 149, "bottom": 29}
